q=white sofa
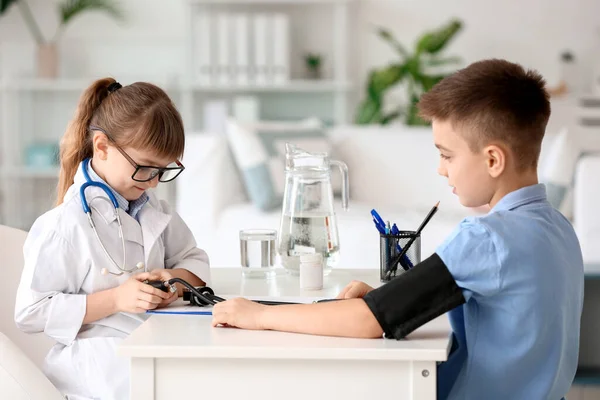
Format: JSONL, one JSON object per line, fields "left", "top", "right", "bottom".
{"left": 176, "top": 125, "right": 599, "bottom": 271}
{"left": 574, "top": 155, "right": 600, "bottom": 267}
{"left": 0, "top": 225, "right": 62, "bottom": 397}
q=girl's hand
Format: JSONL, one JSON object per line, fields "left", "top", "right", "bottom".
{"left": 211, "top": 298, "right": 267, "bottom": 330}
{"left": 145, "top": 269, "right": 179, "bottom": 308}
{"left": 336, "top": 280, "right": 375, "bottom": 299}
{"left": 146, "top": 268, "right": 175, "bottom": 283}
{"left": 156, "top": 290, "right": 178, "bottom": 308}
{"left": 114, "top": 273, "right": 171, "bottom": 313}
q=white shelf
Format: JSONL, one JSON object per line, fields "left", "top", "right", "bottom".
{"left": 187, "top": 80, "right": 353, "bottom": 93}
{"left": 1, "top": 167, "right": 59, "bottom": 178}
{"left": 1, "top": 79, "right": 352, "bottom": 94}
{"left": 189, "top": 0, "right": 353, "bottom": 4}
{"left": 0, "top": 78, "right": 180, "bottom": 92}
{"left": 1, "top": 78, "right": 103, "bottom": 92}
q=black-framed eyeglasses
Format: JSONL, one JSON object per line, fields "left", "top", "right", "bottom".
{"left": 89, "top": 125, "right": 185, "bottom": 183}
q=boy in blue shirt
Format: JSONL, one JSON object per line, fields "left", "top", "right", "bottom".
{"left": 212, "top": 59, "right": 584, "bottom": 399}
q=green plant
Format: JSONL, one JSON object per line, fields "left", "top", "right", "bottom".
{"left": 355, "top": 19, "right": 463, "bottom": 126}
{"left": 305, "top": 53, "right": 322, "bottom": 70}
{"left": 0, "top": 0, "right": 124, "bottom": 45}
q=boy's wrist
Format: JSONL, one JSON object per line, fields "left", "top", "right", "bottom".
{"left": 257, "top": 305, "right": 273, "bottom": 331}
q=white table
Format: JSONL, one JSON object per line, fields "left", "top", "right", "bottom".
{"left": 118, "top": 268, "right": 452, "bottom": 400}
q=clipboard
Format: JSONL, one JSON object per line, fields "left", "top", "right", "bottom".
{"left": 146, "top": 295, "right": 328, "bottom": 316}
{"left": 146, "top": 304, "right": 213, "bottom": 315}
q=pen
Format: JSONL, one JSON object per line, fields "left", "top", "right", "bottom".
{"left": 385, "top": 201, "right": 440, "bottom": 279}
{"left": 391, "top": 223, "right": 414, "bottom": 270}
{"left": 384, "top": 220, "right": 392, "bottom": 274}
{"left": 371, "top": 209, "right": 387, "bottom": 234}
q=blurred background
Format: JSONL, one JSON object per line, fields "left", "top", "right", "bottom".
{"left": 1, "top": 0, "right": 599, "bottom": 227}
{"left": 1, "top": 1, "right": 600, "bottom": 396}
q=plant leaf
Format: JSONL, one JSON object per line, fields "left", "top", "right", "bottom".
{"left": 406, "top": 94, "right": 430, "bottom": 126}
{"left": 423, "top": 55, "right": 462, "bottom": 67}
{"left": 0, "top": 0, "right": 19, "bottom": 14}
{"left": 415, "top": 19, "right": 462, "bottom": 55}
{"left": 380, "top": 110, "right": 402, "bottom": 125}
{"left": 369, "top": 63, "right": 408, "bottom": 97}
{"left": 355, "top": 97, "right": 382, "bottom": 124}
{"left": 59, "top": 0, "right": 124, "bottom": 26}
{"left": 404, "top": 57, "right": 422, "bottom": 80}
{"left": 417, "top": 73, "right": 447, "bottom": 92}
{"left": 376, "top": 26, "right": 409, "bottom": 59}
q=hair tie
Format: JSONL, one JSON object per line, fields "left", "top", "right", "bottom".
{"left": 107, "top": 82, "right": 122, "bottom": 93}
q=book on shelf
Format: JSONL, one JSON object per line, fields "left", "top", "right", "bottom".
{"left": 271, "top": 13, "right": 290, "bottom": 84}
{"left": 194, "top": 10, "right": 213, "bottom": 86}
{"left": 253, "top": 13, "right": 269, "bottom": 85}
{"left": 216, "top": 12, "right": 232, "bottom": 85}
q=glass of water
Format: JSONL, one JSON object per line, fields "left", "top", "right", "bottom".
{"left": 239, "top": 229, "right": 277, "bottom": 279}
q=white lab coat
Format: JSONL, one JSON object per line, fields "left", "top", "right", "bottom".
{"left": 14, "top": 163, "right": 211, "bottom": 400}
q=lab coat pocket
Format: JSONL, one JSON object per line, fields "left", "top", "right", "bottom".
{"left": 77, "top": 337, "right": 130, "bottom": 400}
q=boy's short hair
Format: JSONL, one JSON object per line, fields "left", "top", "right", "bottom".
{"left": 418, "top": 59, "right": 551, "bottom": 171}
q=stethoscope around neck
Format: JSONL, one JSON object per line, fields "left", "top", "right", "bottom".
{"left": 80, "top": 158, "right": 145, "bottom": 277}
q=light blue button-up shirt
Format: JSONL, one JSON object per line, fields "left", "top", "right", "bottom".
{"left": 436, "top": 184, "right": 584, "bottom": 400}
{"left": 86, "top": 161, "right": 149, "bottom": 220}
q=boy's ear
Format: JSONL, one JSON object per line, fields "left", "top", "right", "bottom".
{"left": 484, "top": 144, "right": 505, "bottom": 178}
{"left": 92, "top": 131, "right": 110, "bottom": 160}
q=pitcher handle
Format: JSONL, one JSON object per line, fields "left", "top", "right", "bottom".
{"left": 330, "top": 160, "right": 349, "bottom": 211}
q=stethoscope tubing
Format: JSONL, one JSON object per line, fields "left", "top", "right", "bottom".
{"left": 80, "top": 158, "right": 140, "bottom": 276}
{"left": 165, "top": 278, "right": 338, "bottom": 307}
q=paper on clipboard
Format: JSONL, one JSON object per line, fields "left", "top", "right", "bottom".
{"left": 146, "top": 304, "right": 213, "bottom": 315}
{"left": 146, "top": 295, "right": 326, "bottom": 316}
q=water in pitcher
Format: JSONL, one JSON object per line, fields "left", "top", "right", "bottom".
{"left": 278, "top": 213, "right": 340, "bottom": 275}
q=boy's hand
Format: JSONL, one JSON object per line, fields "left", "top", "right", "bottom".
{"left": 211, "top": 298, "right": 267, "bottom": 330}
{"left": 336, "top": 280, "right": 374, "bottom": 299}
{"left": 114, "top": 273, "right": 171, "bottom": 313}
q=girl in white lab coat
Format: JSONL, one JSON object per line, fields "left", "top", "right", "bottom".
{"left": 14, "top": 78, "right": 211, "bottom": 400}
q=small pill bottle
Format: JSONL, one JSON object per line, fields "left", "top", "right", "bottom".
{"left": 299, "top": 253, "right": 324, "bottom": 290}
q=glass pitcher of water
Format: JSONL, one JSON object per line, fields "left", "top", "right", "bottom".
{"left": 278, "top": 143, "right": 349, "bottom": 276}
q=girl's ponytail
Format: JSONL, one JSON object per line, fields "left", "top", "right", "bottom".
{"left": 55, "top": 78, "right": 116, "bottom": 205}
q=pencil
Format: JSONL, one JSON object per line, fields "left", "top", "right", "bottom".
{"left": 385, "top": 201, "right": 440, "bottom": 279}
{"left": 415, "top": 201, "right": 439, "bottom": 234}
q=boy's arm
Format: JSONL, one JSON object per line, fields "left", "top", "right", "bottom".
{"left": 213, "top": 253, "right": 466, "bottom": 339}
{"left": 361, "top": 253, "right": 465, "bottom": 339}
{"left": 212, "top": 298, "right": 384, "bottom": 338}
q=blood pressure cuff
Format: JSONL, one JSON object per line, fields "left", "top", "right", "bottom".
{"left": 363, "top": 253, "right": 465, "bottom": 340}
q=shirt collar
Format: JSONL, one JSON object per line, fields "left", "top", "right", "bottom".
{"left": 86, "top": 161, "right": 131, "bottom": 212}
{"left": 84, "top": 160, "right": 151, "bottom": 220}
{"left": 491, "top": 183, "right": 548, "bottom": 213}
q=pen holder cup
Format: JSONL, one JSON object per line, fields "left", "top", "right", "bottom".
{"left": 379, "top": 231, "right": 421, "bottom": 282}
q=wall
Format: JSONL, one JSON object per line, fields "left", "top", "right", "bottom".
{"left": 353, "top": 0, "right": 600, "bottom": 91}
{"left": 1, "top": 0, "right": 600, "bottom": 105}
{"left": 0, "top": 0, "right": 596, "bottom": 225}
